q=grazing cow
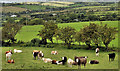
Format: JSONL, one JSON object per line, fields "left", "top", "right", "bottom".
{"left": 8, "top": 59, "right": 14, "bottom": 63}
{"left": 14, "top": 49, "right": 22, "bottom": 53}
{"left": 51, "top": 60, "right": 62, "bottom": 65}
{"left": 75, "top": 56, "right": 87, "bottom": 68}
{"left": 89, "top": 60, "right": 99, "bottom": 64}
{"left": 108, "top": 53, "right": 115, "bottom": 61}
{"left": 42, "top": 58, "right": 52, "bottom": 63}
{"left": 5, "top": 50, "right": 13, "bottom": 61}
{"left": 32, "top": 50, "right": 43, "bottom": 60}
{"left": 74, "top": 56, "right": 88, "bottom": 62}
{"left": 95, "top": 48, "right": 99, "bottom": 56}
{"left": 38, "top": 52, "right": 44, "bottom": 59}
{"left": 51, "top": 51, "right": 58, "bottom": 55}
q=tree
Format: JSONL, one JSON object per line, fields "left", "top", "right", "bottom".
{"left": 28, "top": 18, "right": 45, "bottom": 25}
{"left": 56, "top": 26, "right": 76, "bottom": 48}
{"left": 81, "top": 23, "right": 101, "bottom": 48}
{"left": 99, "top": 24, "right": 118, "bottom": 50}
{"left": 2, "top": 24, "right": 22, "bottom": 43}
{"left": 74, "top": 31, "right": 83, "bottom": 46}
{"left": 37, "top": 21, "right": 58, "bottom": 44}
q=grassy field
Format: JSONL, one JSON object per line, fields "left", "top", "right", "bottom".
{"left": 41, "top": 3, "right": 68, "bottom": 7}
{"left": 15, "top": 21, "right": 118, "bottom": 48}
{"left": 41, "top": 1, "right": 74, "bottom": 7}
{"left": 74, "top": 6, "right": 111, "bottom": 9}
{"left": 2, "top": 46, "right": 118, "bottom": 69}
{"left": 2, "top": 6, "right": 27, "bottom": 13}
{"left": 14, "top": 5, "right": 53, "bottom": 10}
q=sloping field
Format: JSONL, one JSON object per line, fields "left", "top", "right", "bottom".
{"left": 15, "top": 21, "right": 118, "bottom": 47}
{"left": 2, "top": 6, "right": 27, "bottom": 13}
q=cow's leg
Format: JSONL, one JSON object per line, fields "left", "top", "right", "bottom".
{"left": 78, "top": 65, "right": 81, "bottom": 69}
{"left": 84, "top": 64, "right": 86, "bottom": 68}
{"left": 109, "top": 58, "right": 110, "bottom": 61}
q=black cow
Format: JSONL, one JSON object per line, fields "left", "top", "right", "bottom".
{"left": 108, "top": 53, "right": 115, "bottom": 61}
{"left": 89, "top": 60, "right": 99, "bottom": 64}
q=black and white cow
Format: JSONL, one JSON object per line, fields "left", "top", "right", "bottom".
{"left": 32, "top": 50, "right": 44, "bottom": 60}
{"left": 108, "top": 53, "right": 115, "bottom": 61}
{"left": 58, "top": 56, "right": 67, "bottom": 65}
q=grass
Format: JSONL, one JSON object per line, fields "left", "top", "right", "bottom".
{"left": 2, "top": 6, "right": 27, "bottom": 13}
{"left": 15, "top": 21, "right": 118, "bottom": 48}
{"left": 2, "top": 46, "right": 118, "bottom": 69}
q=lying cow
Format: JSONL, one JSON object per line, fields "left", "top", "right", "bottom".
{"left": 8, "top": 59, "right": 14, "bottom": 63}
{"left": 5, "top": 50, "right": 13, "bottom": 61}
{"left": 32, "top": 50, "right": 44, "bottom": 60}
{"left": 108, "top": 53, "right": 115, "bottom": 61}
{"left": 89, "top": 60, "right": 99, "bottom": 64}
{"left": 14, "top": 49, "right": 22, "bottom": 53}
{"left": 51, "top": 51, "right": 58, "bottom": 55}
{"left": 52, "top": 60, "right": 62, "bottom": 65}
{"left": 67, "top": 58, "right": 77, "bottom": 67}
{"left": 42, "top": 58, "right": 52, "bottom": 63}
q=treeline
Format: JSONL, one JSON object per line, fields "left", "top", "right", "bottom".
{"left": 36, "top": 21, "right": 118, "bottom": 50}
{"left": 31, "top": 12, "right": 119, "bottom": 23}
{"left": 1, "top": 20, "right": 118, "bottom": 50}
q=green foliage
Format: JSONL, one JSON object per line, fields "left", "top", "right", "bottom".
{"left": 28, "top": 18, "right": 45, "bottom": 25}
{"left": 56, "top": 26, "right": 76, "bottom": 48}
{"left": 2, "top": 24, "right": 22, "bottom": 43}
{"left": 99, "top": 23, "right": 118, "bottom": 50}
{"left": 38, "top": 21, "right": 58, "bottom": 43}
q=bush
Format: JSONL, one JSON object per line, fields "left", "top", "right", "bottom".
{"left": 17, "top": 40, "right": 24, "bottom": 44}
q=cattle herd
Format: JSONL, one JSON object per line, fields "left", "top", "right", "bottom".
{"left": 5, "top": 48, "right": 116, "bottom": 69}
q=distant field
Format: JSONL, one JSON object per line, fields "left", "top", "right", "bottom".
{"left": 2, "top": 47, "right": 118, "bottom": 69}
{"left": 15, "top": 21, "right": 118, "bottom": 48}
{"left": 14, "top": 5, "right": 52, "bottom": 10}
{"left": 41, "top": 3, "right": 68, "bottom": 7}
{"left": 40, "top": 1, "right": 74, "bottom": 7}
{"left": 74, "top": 6, "right": 111, "bottom": 9}
{"left": 49, "top": 1, "right": 74, "bottom": 5}
{"left": 95, "top": 11, "right": 118, "bottom": 14}
{"left": 2, "top": 6, "right": 27, "bottom": 13}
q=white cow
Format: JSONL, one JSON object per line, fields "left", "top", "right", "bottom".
{"left": 42, "top": 58, "right": 52, "bottom": 63}
{"left": 14, "top": 49, "right": 22, "bottom": 53}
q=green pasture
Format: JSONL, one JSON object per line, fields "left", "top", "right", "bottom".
{"left": 95, "top": 11, "right": 118, "bottom": 14}
{"left": 74, "top": 6, "right": 111, "bottom": 9}
{"left": 2, "top": 6, "right": 27, "bottom": 13}
{"left": 2, "top": 46, "right": 118, "bottom": 69}
{"left": 15, "top": 21, "right": 118, "bottom": 48}
{"left": 41, "top": 3, "right": 69, "bottom": 7}
{"left": 14, "top": 5, "right": 51, "bottom": 10}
